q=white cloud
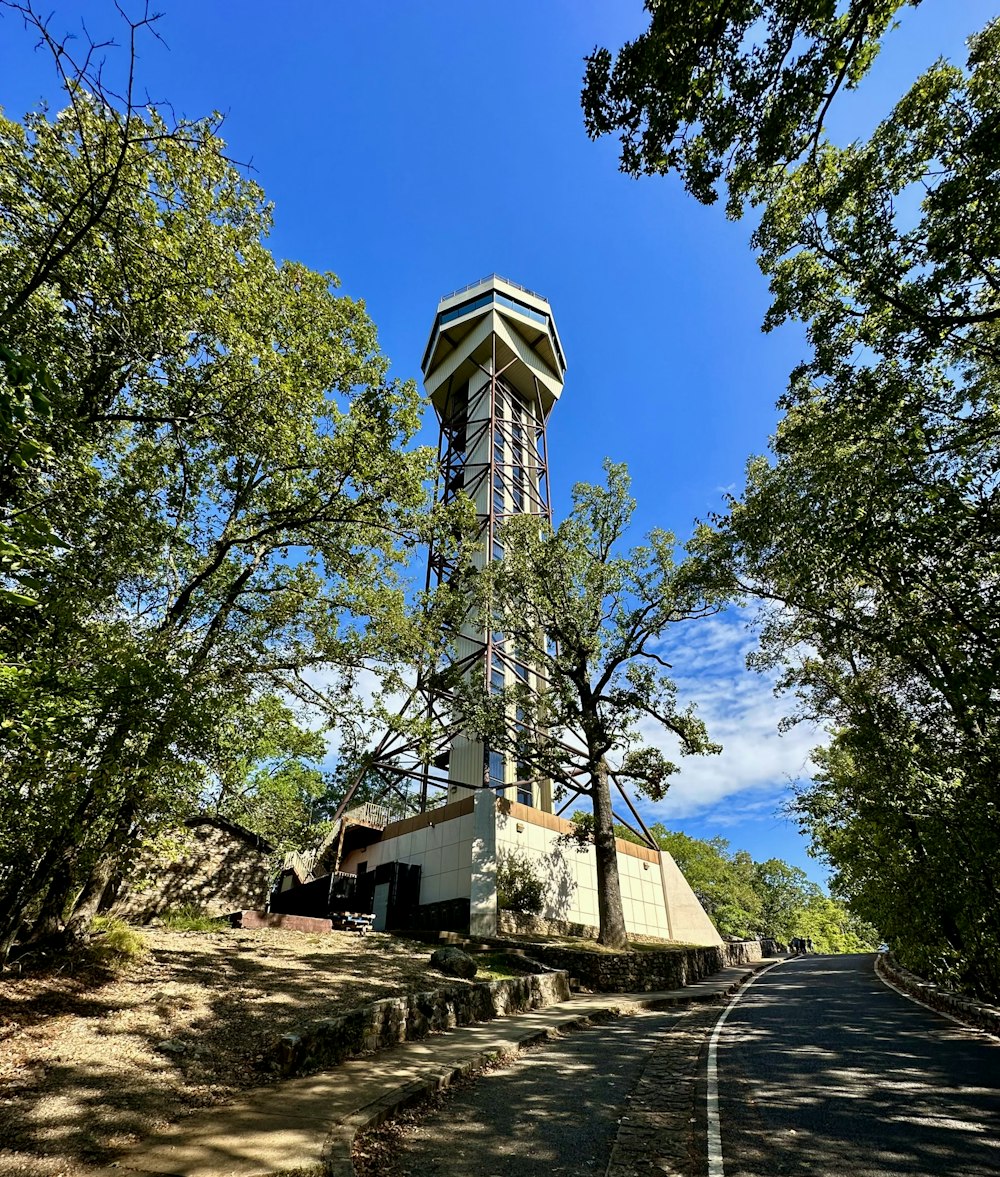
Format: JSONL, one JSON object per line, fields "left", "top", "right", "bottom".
{"left": 632, "top": 608, "right": 824, "bottom": 825}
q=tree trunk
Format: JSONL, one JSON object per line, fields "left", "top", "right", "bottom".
{"left": 28, "top": 861, "right": 76, "bottom": 942}
{"left": 64, "top": 801, "right": 138, "bottom": 945}
{"left": 591, "top": 757, "right": 628, "bottom": 950}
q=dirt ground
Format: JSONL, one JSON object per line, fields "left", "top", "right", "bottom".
{"left": 0, "top": 926, "right": 471, "bottom": 1177}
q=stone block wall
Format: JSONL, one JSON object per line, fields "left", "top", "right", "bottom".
{"left": 269, "top": 969, "right": 571, "bottom": 1076}
{"left": 878, "top": 953, "right": 1000, "bottom": 1035}
{"left": 513, "top": 940, "right": 762, "bottom": 993}
{"left": 110, "top": 819, "right": 275, "bottom": 922}
{"left": 722, "top": 940, "right": 765, "bottom": 966}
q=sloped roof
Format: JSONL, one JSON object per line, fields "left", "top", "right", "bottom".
{"left": 184, "top": 814, "right": 276, "bottom": 855}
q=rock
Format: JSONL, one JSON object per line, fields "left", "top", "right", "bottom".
{"left": 429, "top": 946, "right": 478, "bottom": 979}
{"left": 156, "top": 1038, "right": 189, "bottom": 1055}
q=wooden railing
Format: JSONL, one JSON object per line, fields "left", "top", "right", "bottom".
{"left": 342, "top": 801, "right": 394, "bottom": 829}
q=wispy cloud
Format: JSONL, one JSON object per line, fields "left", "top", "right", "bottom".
{"left": 633, "top": 608, "right": 823, "bottom": 826}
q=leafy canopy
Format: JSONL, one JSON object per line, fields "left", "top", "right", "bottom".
{"left": 584, "top": 3, "right": 1000, "bottom": 993}
{"left": 0, "top": 45, "right": 452, "bottom": 960}
{"left": 583, "top": 0, "right": 919, "bottom": 213}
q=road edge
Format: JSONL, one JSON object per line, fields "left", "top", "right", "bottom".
{"left": 603, "top": 958, "right": 782, "bottom": 1177}
{"left": 874, "top": 954, "right": 1000, "bottom": 1041}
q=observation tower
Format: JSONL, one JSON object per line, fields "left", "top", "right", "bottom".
{"left": 421, "top": 274, "right": 566, "bottom": 810}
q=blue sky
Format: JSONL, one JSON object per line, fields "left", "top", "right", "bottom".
{"left": 3, "top": 1, "right": 995, "bottom": 886}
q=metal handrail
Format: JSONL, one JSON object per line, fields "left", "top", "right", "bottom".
{"left": 440, "top": 273, "right": 545, "bottom": 303}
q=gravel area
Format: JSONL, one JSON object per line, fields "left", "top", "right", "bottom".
{"left": 0, "top": 927, "right": 466, "bottom": 1176}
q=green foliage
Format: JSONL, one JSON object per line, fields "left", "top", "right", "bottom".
{"left": 462, "top": 461, "right": 725, "bottom": 948}
{"left": 645, "top": 824, "right": 764, "bottom": 938}
{"left": 790, "top": 892, "right": 879, "bottom": 956}
{"left": 584, "top": 3, "right": 1000, "bottom": 997}
{"left": 470, "top": 951, "right": 525, "bottom": 981}
{"left": 0, "top": 342, "right": 57, "bottom": 607}
{"left": 205, "top": 694, "right": 334, "bottom": 850}
{"left": 496, "top": 849, "right": 546, "bottom": 916}
{"left": 87, "top": 916, "right": 149, "bottom": 969}
{"left": 639, "top": 822, "right": 875, "bottom": 950}
{"left": 0, "top": 18, "right": 459, "bottom": 964}
{"left": 582, "top": 0, "right": 917, "bottom": 213}
{"left": 714, "top": 25, "right": 1000, "bottom": 998}
{"left": 160, "top": 906, "right": 224, "bottom": 933}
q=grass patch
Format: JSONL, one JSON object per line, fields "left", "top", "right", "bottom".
{"left": 88, "top": 916, "right": 149, "bottom": 969}
{"left": 628, "top": 939, "right": 701, "bottom": 952}
{"left": 472, "top": 951, "right": 533, "bottom": 980}
{"left": 160, "top": 904, "right": 226, "bottom": 932}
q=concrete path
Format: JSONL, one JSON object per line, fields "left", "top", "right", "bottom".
{"left": 375, "top": 1007, "right": 690, "bottom": 1176}
{"left": 97, "top": 964, "right": 769, "bottom": 1177}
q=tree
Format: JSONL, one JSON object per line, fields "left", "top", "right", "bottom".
{"left": 203, "top": 694, "right": 333, "bottom": 851}
{"left": 582, "top": 0, "right": 919, "bottom": 213}
{"left": 791, "top": 891, "right": 879, "bottom": 955}
{"left": 583, "top": 5, "right": 1000, "bottom": 993}
{"left": 644, "top": 824, "right": 763, "bottom": 938}
{"left": 630, "top": 820, "right": 876, "bottom": 948}
{"left": 717, "top": 25, "right": 1000, "bottom": 996}
{"left": 0, "top": 2, "right": 178, "bottom": 607}
{"left": 752, "top": 858, "right": 817, "bottom": 943}
{"left": 0, "top": 12, "right": 451, "bottom": 963}
{"left": 464, "top": 462, "right": 723, "bottom": 949}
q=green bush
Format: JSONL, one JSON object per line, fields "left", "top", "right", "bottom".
{"left": 497, "top": 849, "right": 546, "bottom": 915}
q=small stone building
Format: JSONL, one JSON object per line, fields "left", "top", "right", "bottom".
{"left": 107, "top": 816, "right": 276, "bottom": 923}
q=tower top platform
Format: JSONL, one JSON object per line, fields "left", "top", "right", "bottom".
{"left": 421, "top": 274, "right": 566, "bottom": 417}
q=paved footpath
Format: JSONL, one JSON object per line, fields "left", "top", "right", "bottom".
{"left": 605, "top": 1000, "right": 724, "bottom": 1177}
{"left": 376, "top": 1001, "right": 723, "bottom": 1177}
{"left": 94, "top": 964, "right": 768, "bottom": 1177}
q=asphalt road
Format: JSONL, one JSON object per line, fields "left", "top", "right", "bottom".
{"left": 383, "top": 1008, "right": 684, "bottom": 1175}
{"left": 715, "top": 953, "right": 1000, "bottom": 1176}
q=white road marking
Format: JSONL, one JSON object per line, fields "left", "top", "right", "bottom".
{"left": 706, "top": 960, "right": 788, "bottom": 1177}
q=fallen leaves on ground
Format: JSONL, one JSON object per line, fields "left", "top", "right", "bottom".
{"left": 0, "top": 927, "right": 462, "bottom": 1176}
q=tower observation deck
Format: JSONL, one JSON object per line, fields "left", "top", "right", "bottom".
{"left": 421, "top": 275, "right": 566, "bottom": 811}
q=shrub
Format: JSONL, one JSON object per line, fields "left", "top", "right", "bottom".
{"left": 88, "top": 917, "right": 149, "bottom": 968}
{"left": 497, "top": 849, "right": 546, "bottom": 915}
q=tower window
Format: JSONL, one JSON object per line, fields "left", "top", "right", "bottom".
{"left": 489, "top": 750, "right": 506, "bottom": 793}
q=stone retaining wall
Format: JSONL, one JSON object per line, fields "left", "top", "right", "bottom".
{"left": 110, "top": 819, "right": 274, "bottom": 921}
{"left": 269, "top": 970, "right": 571, "bottom": 1076}
{"left": 518, "top": 940, "right": 762, "bottom": 992}
{"left": 498, "top": 911, "right": 601, "bottom": 940}
{"left": 878, "top": 954, "right": 1000, "bottom": 1036}
{"left": 723, "top": 940, "right": 764, "bottom": 966}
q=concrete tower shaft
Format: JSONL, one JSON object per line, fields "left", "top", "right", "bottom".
{"left": 422, "top": 275, "right": 566, "bottom": 808}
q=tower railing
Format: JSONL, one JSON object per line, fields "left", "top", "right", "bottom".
{"left": 439, "top": 273, "right": 545, "bottom": 303}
